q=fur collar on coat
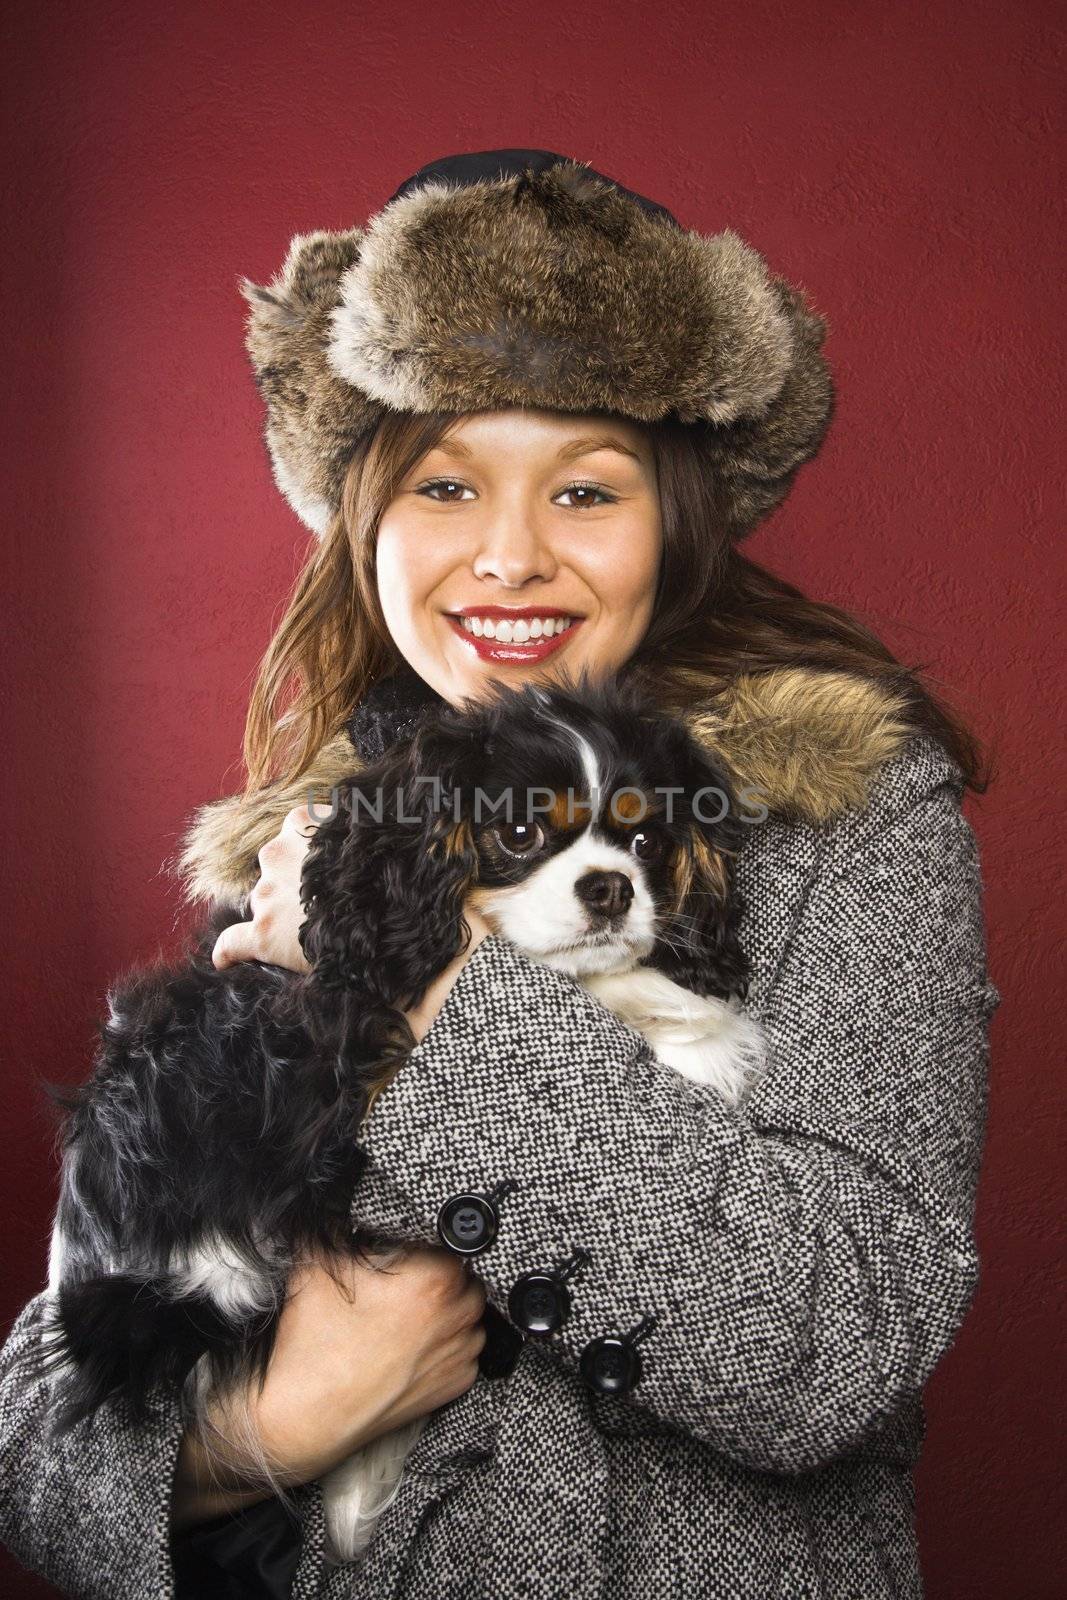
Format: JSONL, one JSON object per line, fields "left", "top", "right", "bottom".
{"left": 172, "top": 667, "right": 915, "bottom": 911}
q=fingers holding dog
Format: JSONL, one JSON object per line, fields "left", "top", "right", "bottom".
{"left": 212, "top": 805, "right": 323, "bottom": 974}
{"left": 243, "top": 1245, "right": 489, "bottom": 1483}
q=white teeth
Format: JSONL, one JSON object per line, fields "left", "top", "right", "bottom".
{"left": 458, "top": 614, "right": 574, "bottom": 641}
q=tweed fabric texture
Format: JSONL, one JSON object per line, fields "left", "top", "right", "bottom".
{"left": 0, "top": 730, "right": 1000, "bottom": 1598}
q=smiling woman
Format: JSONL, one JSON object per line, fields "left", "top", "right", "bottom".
{"left": 374, "top": 411, "right": 662, "bottom": 699}
{"left": 233, "top": 394, "right": 983, "bottom": 802}
{"left": 0, "top": 148, "right": 1000, "bottom": 1600}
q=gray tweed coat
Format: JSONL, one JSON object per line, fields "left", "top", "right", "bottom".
{"left": 0, "top": 700, "right": 1001, "bottom": 1599}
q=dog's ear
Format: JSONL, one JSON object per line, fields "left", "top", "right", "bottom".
{"left": 653, "top": 827, "right": 751, "bottom": 1000}
{"left": 299, "top": 725, "right": 480, "bottom": 1012}
{"left": 650, "top": 742, "right": 753, "bottom": 1001}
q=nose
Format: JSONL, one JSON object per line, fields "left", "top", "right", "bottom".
{"left": 471, "top": 515, "right": 558, "bottom": 587}
{"left": 575, "top": 870, "right": 634, "bottom": 920}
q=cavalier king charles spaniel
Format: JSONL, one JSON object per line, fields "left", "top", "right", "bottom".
{"left": 39, "top": 674, "right": 767, "bottom": 1561}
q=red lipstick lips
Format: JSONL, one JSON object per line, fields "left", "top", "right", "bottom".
{"left": 446, "top": 608, "right": 583, "bottom": 665}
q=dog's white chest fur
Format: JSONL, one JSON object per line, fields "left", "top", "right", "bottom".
{"left": 576, "top": 965, "right": 767, "bottom": 1106}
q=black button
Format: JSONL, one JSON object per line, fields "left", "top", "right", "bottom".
{"left": 508, "top": 1271, "right": 571, "bottom": 1335}
{"left": 580, "top": 1335, "right": 643, "bottom": 1395}
{"left": 437, "top": 1193, "right": 498, "bottom": 1255}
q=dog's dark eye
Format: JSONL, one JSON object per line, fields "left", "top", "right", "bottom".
{"left": 630, "top": 829, "right": 663, "bottom": 864}
{"left": 493, "top": 821, "right": 545, "bottom": 859}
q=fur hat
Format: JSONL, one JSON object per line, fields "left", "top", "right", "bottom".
{"left": 239, "top": 148, "right": 835, "bottom": 540}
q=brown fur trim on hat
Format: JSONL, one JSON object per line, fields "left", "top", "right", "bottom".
{"left": 239, "top": 160, "right": 834, "bottom": 541}
{"left": 169, "top": 668, "right": 912, "bottom": 911}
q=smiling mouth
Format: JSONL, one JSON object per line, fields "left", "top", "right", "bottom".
{"left": 445, "top": 609, "right": 583, "bottom": 662}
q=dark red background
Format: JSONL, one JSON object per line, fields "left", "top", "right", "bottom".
{"left": 2, "top": 2, "right": 1062, "bottom": 1595}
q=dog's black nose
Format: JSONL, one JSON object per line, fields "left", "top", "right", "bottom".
{"left": 575, "top": 870, "right": 634, "bottom": 919}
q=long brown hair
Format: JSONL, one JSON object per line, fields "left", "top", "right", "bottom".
{"left": 240, "top": 409, "right": 991, "bottom": 797}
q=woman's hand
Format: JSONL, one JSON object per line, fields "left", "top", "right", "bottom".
{"left": 171, "top": 1244, "right": 487, "bottom": 1530}
{"left": 210, "top": 801, "right": 494, "bottom": 1035}
{"left": 212, "top": 804, "right": 321, "bottom": 974}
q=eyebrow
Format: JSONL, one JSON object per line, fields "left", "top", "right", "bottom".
{"left": 431, "top": 433, "right": 643, "bottom": 464}
{"left": 556, "top": 434, "right": 643, "bottom": 464}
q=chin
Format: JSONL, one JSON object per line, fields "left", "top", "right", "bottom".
{"left": 39, "top": 669, "right": 767, "bottom": 1566}
{"left": 516, "top": 924, "right": 657, "bottom": 978}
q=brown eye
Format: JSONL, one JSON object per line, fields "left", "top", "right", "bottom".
{"left": 493, "top": 821, "right": 545, "bottom": 859}
{"left": 630, "top": 830, "right": 663, "bottom": 864}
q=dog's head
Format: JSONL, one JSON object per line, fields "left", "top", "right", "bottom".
{"left": 300, "top": 673, "right": 752, "bottom": 1011}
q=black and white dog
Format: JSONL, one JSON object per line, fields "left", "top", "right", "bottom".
{"left": 41, "top": 675, "right": 767, "bottom": 1560}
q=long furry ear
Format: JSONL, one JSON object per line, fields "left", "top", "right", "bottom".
{"left": 299, "top": 732, "right": 479, "bottom": 1012}
{"left": 649, "top": 739, "right": 753, "bottom": 1002}
{"left": 653, "top": 826, "right": 751, "bottom": 1001}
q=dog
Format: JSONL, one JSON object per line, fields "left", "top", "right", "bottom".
{"left": 39, "top": 675, "right": 768, "bottom": 1562}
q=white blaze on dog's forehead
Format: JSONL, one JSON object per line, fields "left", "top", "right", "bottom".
{"left": 532, "top": 698, "right": 601, "bottom": 811}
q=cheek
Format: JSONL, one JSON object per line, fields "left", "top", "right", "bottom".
{"left": 375, "top": 527, "right": 420, "bottom": 611}
{"left": 375, "top": 529, "right": 411, "bottom": 622}
{"left": 576, "top": 515, "right": 660, "bottom": 628}
{"left": 475, "top": 871, "right": 589, "bottom": 951}
{"left": 474, "top": 849, "right": 603, "bottom": 952}
{"left": 375, "top": 522, "right": 451, "bottom": 641}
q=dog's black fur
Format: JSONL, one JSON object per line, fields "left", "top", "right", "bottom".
{"left": 38, "top": 675, "right": 752, "bottom": 1432}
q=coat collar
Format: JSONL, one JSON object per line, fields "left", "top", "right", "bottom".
{"left": 344, "top": 657, "right": 448, "bottom": 763}
{"left": 170, "top": 666, "right": 913, "bottom": 910}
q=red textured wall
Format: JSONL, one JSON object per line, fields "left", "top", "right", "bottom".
{"left": 2, "top": 2, "right": 1062, "bottom": 1595}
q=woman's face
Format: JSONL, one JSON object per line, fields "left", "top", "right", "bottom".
{"left": 375, "top": 409, "right": 662, "bottom": 706}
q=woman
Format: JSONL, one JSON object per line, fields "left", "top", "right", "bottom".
{"left": 0, "top": 150, "right": 1000, "bottom": 1599}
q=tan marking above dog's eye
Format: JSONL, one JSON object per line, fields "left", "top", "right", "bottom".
{"left": 612, "top": 790, "right": 649, "bottom": 821}
{"left": 547, "top": 791, "right": 589, "bottom": 829}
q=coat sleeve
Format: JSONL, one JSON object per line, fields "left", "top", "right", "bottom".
{"left": 0, "top": 1292, "right": 188, "bottom": 1596}
{"left": 0, "top": 1293, "right": 332, "bottom": 1597}
{"left": 352, "top": 751, "right": 1002, "bottom": 1475}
